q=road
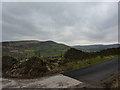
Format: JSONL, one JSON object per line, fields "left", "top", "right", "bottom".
{"left": 62, "top": 58, "right": 119, "bottom": 86}
{"left": 2, "top": 58, "right": 119, "bottom": 88}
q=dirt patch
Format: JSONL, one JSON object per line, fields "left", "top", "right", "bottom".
{"left": 72, "top": 72, "right": 120, "bottom": 88}
{"left": 100, "top": 72, "right": 119, "bottom": 88}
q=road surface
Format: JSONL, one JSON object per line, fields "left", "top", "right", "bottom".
{"left": 62, "top": 58, "right": 119, "bottom": 85}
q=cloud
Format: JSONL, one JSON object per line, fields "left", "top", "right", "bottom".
{"left": 2, "top": 2, "right": 118, "bottom": 45}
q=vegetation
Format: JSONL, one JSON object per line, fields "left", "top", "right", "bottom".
{"left": 52, "top": 55, "right": 118, "bottom": 73}
{"left": 2, "top": 46, "right": 120, "bottom": 78}
{"left": 110, "top": 72, "right": 120, "bottom": 88}
{"left": 2, "top": 56, "right": 18, "bottom": 72}
{"left": 64, "top": 47, "right": 120, "bottom": 62}
{"left": 2, "top": 40, "right": 70, "bottom": 58}
{"left": 2, "top": 56, "right": 49, "bottom": 78}
{"left": 111, "top": 79, "right": 118, "bottom": 88}
{"left": 2, "top": 40, "right": 119, "bottom": 58}
{"left": 102, "top": 72, "right": 120, "bottom": 88}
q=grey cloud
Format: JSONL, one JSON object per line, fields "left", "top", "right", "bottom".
{"left": 2, "top": 2, "right": 118, "bottom": 45}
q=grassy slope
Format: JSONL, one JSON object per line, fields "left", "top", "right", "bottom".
{"left": 51, "top": 55, "right": 119, "bottom": 73}
{"left": 2, "top": 40, "right": 119, "bottom": 57}
{"left": 2, "top": 40, "right": 70, "bottom": 57}
{"left": 32, "top": 43, "right": 69, "bottom": 56}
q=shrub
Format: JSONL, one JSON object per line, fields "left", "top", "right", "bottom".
{"left": 2, "top": 56, "right": 18, "bottom": 71}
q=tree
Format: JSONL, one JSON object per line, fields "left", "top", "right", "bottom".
{"left": 64, "top": 48, "right": 85, "bottom": 61}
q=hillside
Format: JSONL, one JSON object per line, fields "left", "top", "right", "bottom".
{"left": 2, "top": 40, "right": 70, "bottom": 58}
{"left": 2, "top": 40, "right": 119, "bottom": 58}
{"left": 72, "top": 44, "right": 120, "bottom": 52}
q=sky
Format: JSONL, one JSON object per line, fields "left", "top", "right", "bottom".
{"left": 2, "top": 2, "right": 118, "bottom": 45}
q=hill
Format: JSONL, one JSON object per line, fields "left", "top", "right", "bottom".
{"left": 72, "top": 44, "right": 120, "bottom": 52}
{"left": 2, "top": 40, "right": 119, "bottom": 58}
{"left": 2, "top": 40, "right": 70, "bottom": 58}
{"left": 64, "top": 47, "right": 120, "bottom": 61}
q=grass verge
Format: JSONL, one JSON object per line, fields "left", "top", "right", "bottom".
{"left": 52, "top": 55, "right": 119, "bottom": 73}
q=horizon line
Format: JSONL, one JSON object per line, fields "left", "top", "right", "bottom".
{"left": 1, "top": 39, "right": 119, "bottom": 46}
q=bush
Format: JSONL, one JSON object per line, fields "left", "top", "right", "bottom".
{"left": 2, "top": 56, "right": 18, "bottom": 71}
{"left": 18, "top": 56, "right": 48, "bottom": 77}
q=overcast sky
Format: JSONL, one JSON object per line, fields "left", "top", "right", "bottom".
{"left": 2, "top": 2, "right": 118, "bottom": 45}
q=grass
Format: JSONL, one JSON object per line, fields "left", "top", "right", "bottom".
{"left": 52, "top": 55, "right": 119, "bottom": 73}
{"left": 110, "top": 73, "right": 119, "bottom": 88}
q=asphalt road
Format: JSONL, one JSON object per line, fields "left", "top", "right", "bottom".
{"left": 62, "top": 58, "right": 119, "bottom": 85}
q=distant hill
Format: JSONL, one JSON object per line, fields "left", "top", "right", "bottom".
{"left": 2, "top": 40, "right": 70, "bottom": 58}
{"left": 2, "top": 40, "right": 119, "bottom": 58}
{"left": 72, "top": 44, "right": 120, "bottom": 52}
